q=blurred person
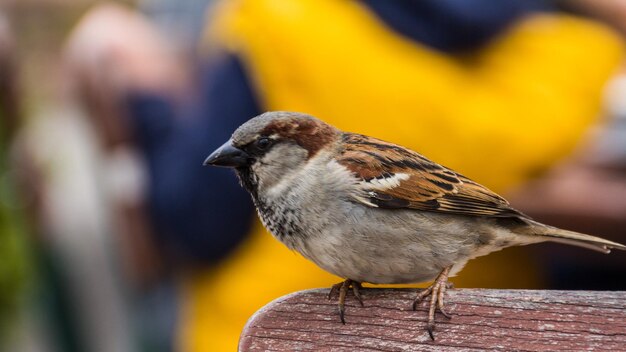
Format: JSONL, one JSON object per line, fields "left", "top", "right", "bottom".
{"left": 64, "top": 0, "right": 624, "bottom": 351}
{"left": 13, "top": 5, "right": 147, "bottom": 352}
{"left": 17, "top": 109, "right": 140, "bottom": 352}
{"left": 61, "top": 3, "right": 196, "bottom": 351}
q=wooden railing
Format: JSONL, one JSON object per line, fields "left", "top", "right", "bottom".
{"left": 240, "top": 288, "right": 626, "bottom": 351}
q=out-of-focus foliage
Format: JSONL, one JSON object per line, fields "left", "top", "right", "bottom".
{"left": 0, "top": 10, "right": 31, "bottom": 344}
{"left": 0, "top": 122, "right": 32, "bottom": 344}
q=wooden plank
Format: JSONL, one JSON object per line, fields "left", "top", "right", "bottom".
{"left": 240, "top": 288, "right": 626, "bottom": 351}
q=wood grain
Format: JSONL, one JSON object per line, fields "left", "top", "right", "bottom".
{"left": 239, "top": 288, "right": 626, "bottom": 351}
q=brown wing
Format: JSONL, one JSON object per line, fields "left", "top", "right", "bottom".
{"left": 338, "top": 133, "right": 526, "bottom": 218}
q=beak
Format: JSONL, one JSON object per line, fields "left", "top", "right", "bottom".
{"left": 204, "top": 140, "right": 251, "bottom": 168}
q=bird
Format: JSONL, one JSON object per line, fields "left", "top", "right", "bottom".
{"left": 204, "top": 111, "right": 626, "bottom": 340}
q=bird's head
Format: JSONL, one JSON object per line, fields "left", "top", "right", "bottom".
{"left": 204, "top": 111, "right": 340, "bottom": 195}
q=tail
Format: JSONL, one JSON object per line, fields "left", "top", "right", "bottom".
{"left": 526, "top": 220, "right": 626, "bottom": 254}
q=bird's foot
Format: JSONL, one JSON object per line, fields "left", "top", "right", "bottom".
{"left": 412, "top": 266, "right": 453, "bottom": 340}
{"left": 328, "top": 279, "right": 363, "bottom": 324}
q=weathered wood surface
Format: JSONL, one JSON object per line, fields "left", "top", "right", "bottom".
{"left": 240, "top": 288, "right": 626, "bottom": 351}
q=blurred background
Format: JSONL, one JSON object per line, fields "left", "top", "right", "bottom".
{"left": 2, "top": 0, "right": 626, "bottom": 351}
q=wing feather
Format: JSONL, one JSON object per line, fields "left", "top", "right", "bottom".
{"left": 338, "top": 133, "right": 526, "bottom": 218}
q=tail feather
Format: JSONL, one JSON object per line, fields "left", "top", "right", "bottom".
{"left": 527, "top": 220, "right": 626, "bottom": 254}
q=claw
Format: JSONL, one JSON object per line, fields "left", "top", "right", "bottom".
{"left": 328, "top": 279, "right": 364, "bottom": 324}
{"left": 439, "top": 307, "right": 452, "bottom": 320}
{"left": 427, "top": 322, "right": 435, "bottom": 341}
{"left": 338, "top": 305, "right": 346, "bottom": 324}
{"left": 352, "top": 282, "right": 364, "bottom": 307}
{"left": 412, "top": 286, "right": 432, "bottom": 311}
{"left": 328, "top": 282, "right": 341, "bottom": 300}
{"left": 411, "top": 265, "right": 453, "bottom": 340}
{"left": 338, "top": 280, "right": 349, "bottom": 323}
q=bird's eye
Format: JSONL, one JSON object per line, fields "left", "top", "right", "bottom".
{"left": 255, "top": 137, "right": 272, "bottom": 150}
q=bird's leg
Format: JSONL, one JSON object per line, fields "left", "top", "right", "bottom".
{"left": 328, "top": 279, "right": 363, "bottom": 324}
{"left": 412, "top": 265, "right": 453, "bottom": 340}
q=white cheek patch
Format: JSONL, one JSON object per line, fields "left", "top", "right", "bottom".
{"left": 361, "top": 173, "right": 410, "bottom": 191}
{"left": 260, "top": 144, "right": 309, "bottom": 197}
{"left": 258, "top": 147, "right": 283, "bottom": 165}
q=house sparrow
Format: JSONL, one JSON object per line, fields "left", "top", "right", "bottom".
{"left": 204, "top": 111, "right": 626, "bottom": 340}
